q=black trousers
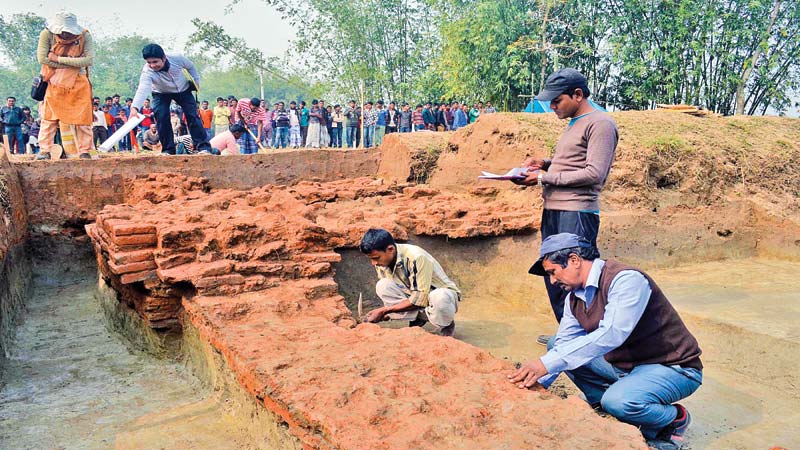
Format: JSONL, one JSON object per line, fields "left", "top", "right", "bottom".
{"left": 300, "top": 126, "right": 308, "bottom": 146}
{"left": 92, "top": 126, "right": 108, "bottom": 148}
{"left": 152, "top": 89, "right": 210, "bottom": 154}
{"left": 540, "top": 209, "right": 600, "bottom": 323}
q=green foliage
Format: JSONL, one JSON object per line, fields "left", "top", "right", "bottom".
{"left": 2, "top": 2, "right": 799, "bottom": 116}
{"left": 433, "top": 0, "right": 536, "bottom": 109}
{"left": 0, "top": 13, "right": 47, "bottom": 108}
{"left": 91, "top": 35, "right": 154, "bottom": 98}
{"left": 248, "top": 0, "right": 436, "bottom": 102}
{"left": 187, "top": 18, "right": 315, "bottom": 101}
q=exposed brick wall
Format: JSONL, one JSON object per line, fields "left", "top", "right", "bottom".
{"left": 14, "top": 149, "right": 380, "bottom": 230}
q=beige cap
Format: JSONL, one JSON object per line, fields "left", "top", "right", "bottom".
{"left": 46, "top": 11, "right": 83, "bottom": 35}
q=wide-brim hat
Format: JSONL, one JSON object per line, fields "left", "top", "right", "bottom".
{"left": 47, "top": 11, "right": 84, "bottom": 36}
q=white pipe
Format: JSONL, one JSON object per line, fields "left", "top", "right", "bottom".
{"left": 98, "top": 115, "right": 145, "bottom": 152}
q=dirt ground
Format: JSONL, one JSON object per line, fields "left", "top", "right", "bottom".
{"left": 337, "top": 237, "right": 800, "bottom": 450}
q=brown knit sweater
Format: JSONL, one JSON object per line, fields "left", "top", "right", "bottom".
{"left": 541, "top": 111, "right": 618, "bottom": 211}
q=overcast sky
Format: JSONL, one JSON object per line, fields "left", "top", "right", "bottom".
{"left": 0, "top": 0, "right": 293, "bottom": 57}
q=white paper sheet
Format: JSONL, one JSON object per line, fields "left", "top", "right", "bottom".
{"left": 478, "top": 167, "right": 534, "bottom": 180}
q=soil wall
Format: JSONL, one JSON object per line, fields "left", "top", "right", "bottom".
{"left": 14, "top": 149, "right": 380, "bottom": 231}
{"left": 377, "top": 112, "right": 800, "bottom": 261}
{"left": 0, "top": 152, "right": 31, "bottom": 356}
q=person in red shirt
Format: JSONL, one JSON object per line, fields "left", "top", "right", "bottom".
{"left": 137, "top": 98, "right": 153, "bottom": 147}
{"left": 198, "top": 100, "right": 213, "bottom": 139}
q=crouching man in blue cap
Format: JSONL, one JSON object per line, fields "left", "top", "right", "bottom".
{"left": 508, "top": 233, "right": 702, "bottom": 449}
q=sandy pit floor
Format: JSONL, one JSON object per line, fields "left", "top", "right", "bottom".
{"left": 0, "top": 247, "right": 268, "bottom": 450}
{"left": 453, "top": 256, "right": 800, "bottom": 450}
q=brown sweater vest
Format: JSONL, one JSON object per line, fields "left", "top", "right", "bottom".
{"left": 570, "top": 260, "right": 703, "bottom": 370}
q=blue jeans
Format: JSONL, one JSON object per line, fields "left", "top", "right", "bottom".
{"left": 414, "top": 124, "right": 425, "bottom": 131}
{"left": 346, "top": 126, "right": 357, "bottom": 148}
{"left": 557, "top": 351, "right": 702, "bottom": 439}
{"left": 400, "top": 126, "right": 411, "bottom": 133}
{"left": 331, "top": 126, "right": 342, "bottom": 147}
{"left": 363, "top": 125, "right": 375, "bottom": 148}
{"left": 275, "top": 126, "right": 288, "bottom": 148}
{"left": 5, "top": 125, "right": 24, "bottom": 154}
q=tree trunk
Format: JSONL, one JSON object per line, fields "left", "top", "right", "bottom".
{"left": 538, "top": 0, "right": 551, "bottom": 93}
{"left": 735, "top": 0, "right": 781, "bottom": 115}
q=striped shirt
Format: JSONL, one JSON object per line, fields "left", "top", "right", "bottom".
{"left": 175, "top": 134, "right": 196, "bottom": 153}
{"left": 412, "top": 111, "right": 424, "bottom": 125}
{"left": 375, "top": 244, "right": 461, "bottom": 307}
{"left": 235, "top": 99, "right": 268, "bottom": 126}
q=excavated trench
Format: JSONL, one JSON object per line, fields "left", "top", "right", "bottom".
{"left": 2, "top": 232, "right": 797, "bottom": 449}
{"left": 0, "top": 238, "right": 302, "bottom": 449}
{"left": 3, "top": 110, "right": 800, "bottom": 449}
{"left": 335, "top": 234, "right": 800, "bottom": 450}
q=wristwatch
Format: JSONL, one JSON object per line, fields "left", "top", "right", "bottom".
{"left": 537, "top": 172, "right": 543, "bottom": 185}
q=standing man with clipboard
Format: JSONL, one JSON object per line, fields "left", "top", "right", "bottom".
{"left": 129, "top": 44, "right": 210, "bottom": 155}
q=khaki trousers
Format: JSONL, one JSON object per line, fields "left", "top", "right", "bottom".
{"left": 39, "top": 119, "right": 92, "bottom": 155}
{"left": 375, "top": 278, "right": 458, "bottom": 328}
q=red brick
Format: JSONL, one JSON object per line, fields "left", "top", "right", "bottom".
{"left": 108, "top": 259, "right": 157, "bottom": 275}
{"left": 120, "top": 270, "right": 158, "bottom": 284}
{"left": 297, "top": 252, "right": 342, "bottom": 263}
{"left": 108, "top": 221, "right": 157, "bottom": 238}
{"left": 112, "top": 233, "right": 157, "bottom": 247}
{"left": 195, "top": 273, "right": 246, "bottom": 289}
{"left": 199, "top": 260, "right": 234, "bottom": 277}
{"left": 234, "top": 261, "right": 284, "bottom": 275}
{"left": 111, "top": 249, "right": 154, "bottom": 266}
{"left": 155, "top": 252, "right": 196, "bottom": 269}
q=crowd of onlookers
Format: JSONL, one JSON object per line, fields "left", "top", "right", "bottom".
{"left": 0, "top": 97, "right": 40, "bottom": 155}
{"left": 204, "top": 97, "right": 499, "bottom": 152}
{"left": 2, "top": 91, "right": 499, "bottom": 155}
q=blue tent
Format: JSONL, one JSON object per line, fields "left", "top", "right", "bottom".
{"left": 524, "top": 98, "right": 607, "bottom": 113}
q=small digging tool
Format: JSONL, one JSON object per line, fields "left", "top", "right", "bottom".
{"left": 357, "top": 292, "right": 363, "bottom": 322}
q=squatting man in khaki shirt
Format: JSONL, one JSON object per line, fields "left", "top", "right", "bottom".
{"left": 359, "top": 228, "right": 460, "bottom": 337}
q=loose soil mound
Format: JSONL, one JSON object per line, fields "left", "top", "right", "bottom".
{"left": 380, "top": 112, "right": 800, "bottom": 216}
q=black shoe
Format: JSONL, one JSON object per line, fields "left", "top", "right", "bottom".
{"left": 537, "top": 335, "right": 553, "bottom": 346}
{"left": 79, "top": 153, "right": 92, "bottom": 159}
{"left": 653, "top": 404, "right": 692, "bottom": 449}
{"left": 440, "top": 321, "right": 455, "bottom": 337}
{"left": 409, "top": 316, "right": 428, "bottom": 328}
{"left": 35, "top": 152, "right": 51, "bottom": 160}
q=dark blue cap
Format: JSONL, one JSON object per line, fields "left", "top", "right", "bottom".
{"left": 529, "top": 233, "right": 593, "bottom": 276}
{"left": 536, "top": 68, "right": 589, "bottom": 102}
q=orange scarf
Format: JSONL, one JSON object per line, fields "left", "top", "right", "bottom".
{"left": 41, "top": 30, "right": 87, "bottom": 87}
{"left": 40, "top": 30, "right": 93, "bottom": 125}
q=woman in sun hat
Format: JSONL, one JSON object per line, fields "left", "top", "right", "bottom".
{"left": 35, "top": 11, "right": 94, "bottom": 160}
